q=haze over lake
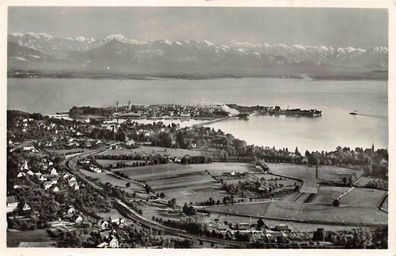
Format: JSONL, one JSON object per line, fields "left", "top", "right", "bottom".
{"left": 7, "top": 78, "right": 388, "bottom": 151}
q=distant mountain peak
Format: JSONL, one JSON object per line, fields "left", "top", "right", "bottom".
{"left": 7, "top": 32, "right": 388, "bottom": 78}
{"left": 105, "top": 34, "right": 127, "bottom": 41}
{"left": 105, "top": 34, "right": 146, "bottom": 45}
{"left": 74, "top": 36, "right": 96, "bottom": 43}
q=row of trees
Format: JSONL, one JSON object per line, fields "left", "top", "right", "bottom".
{"left": 181, "top": 155, "right": 213, "bottom": 165}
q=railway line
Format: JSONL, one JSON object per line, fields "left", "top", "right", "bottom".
{"left": 64, "top": 150, "right": 249, "bottom": 248}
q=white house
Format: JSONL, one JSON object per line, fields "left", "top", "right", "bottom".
{"left": 89, "top": 166, "right": 102, "bottom": 173}
{"left": 44, "top": 181, "right": 53, "bottom": 190}
{"left": 108, "top": 236, "right": 119, "bottom": 248}
{"left": 6, "top": 196, "right": 19, "bottom": 213}
{"left": 68, "top": 178, "right": 77, "bottom": 188}
{"left": 67, "top": 207, "right": 76, "bottom": 215}
{"left": 110, "top": 217, "right": 125, "bottom": 225}
{"left": 50, "top": 168, "right": 58, "bottom": 176}
{"left": 126, "top": 139, "right": 135, "bottom": 147}
{"left": 39, "top": 176, "right": 48, "bottom": 182}
{"left": 20, "top": 161, "right": 29, "bottom": 170}
{"left": 96, "top": 242, "right": 108, "bottom": 248}
{"left": 74, "top": 215, "right": 83, "bottom": 224}
{"left": 98, "top": 220, "right": 110, "bottom": 230}
{"left": 17, "top": 172, "right": 26, "bottom": 178}
{"left": 22, "top": 203, "right": 31, "bottom": 211}
{"left": 23, "top": 146, "right": 36, "bottom": 152}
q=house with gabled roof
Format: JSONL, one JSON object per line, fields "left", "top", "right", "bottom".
{"left": 22, "top": 202, "right": 31, "bottom": 211}
{"left": 7, "top": 196, "right": 19, "bottom": 213}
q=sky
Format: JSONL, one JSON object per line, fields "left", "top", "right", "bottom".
{"left": 8, "top": 7, "right": 388, "bottom": 48}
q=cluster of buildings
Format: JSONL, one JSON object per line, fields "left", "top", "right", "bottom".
{"left": 112, "top": 103, "right": 229, "bottom": 120}
{"left": 12, "top": 157, "right": 81, "bottom": 195}
{"left": 78, "top": 158, "right": 103, "bottom": 173}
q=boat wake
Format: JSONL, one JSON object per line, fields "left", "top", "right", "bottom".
{"left": 350, "top": 113, "right": 387, "bottom": 119}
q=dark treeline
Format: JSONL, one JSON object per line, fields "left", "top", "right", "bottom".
{"left": 69, "top": 106, "right": 113, "bottom": 117}
{"left": 181, "top": 155, "right": 213, "bottom": 164}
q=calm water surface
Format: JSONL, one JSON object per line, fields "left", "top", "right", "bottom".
{"left": 8, "top": 78, "right": 388, "bottom": 151}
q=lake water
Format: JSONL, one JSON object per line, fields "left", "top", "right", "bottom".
{"left": 7, "top": 78, "right": 388, "bottom": 151}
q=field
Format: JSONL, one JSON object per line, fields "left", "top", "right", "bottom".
{"left": 96, "top": 148, "right": 135, "bottom": 156}
{"left": 80, "top": 158, "right": 388, "bottom": 230}
{"left": 204, "top": 200, "right": 387, "bottom": 226}
{"left": 353, "top": 176, "right": 388, "bottom": 189}
{"left": 381, "top": 195, "right": 388, "bottom": 212}
{"left": 303, "top": 186, "right": 351, "bottom": 205}
{"left": 46, "top": 147, "right": 84, "bottom": 155}
{"left": 7, "top": 229, "right": 56, "bottom": 247}
{"left": 318, "top": 166, "right": 363, "bottom": 184}
{"left": 338, "top": 188, "right": 387, "bottom": 208}
{"left": 219, "top": 172, "right": 298, "bottom": 188}
{"left": 134, "top": 146, "right": 208, "bottom": 157}
{"left": 113, "top": 164, "right": 190, "bottom": 178}
{"left": 267, "top": 163, "right": 362, "bottom": 193}
{"left": 205, "top": 212, "right": 368, "bottom": 232}
{"left": 199, "top": 163, "right": 388, "bottom": 227}
{"left": 115, "top": 162, "right": 256, "bottom": 204}
{"left": 97, "top": 208, "right": 125, "bottom": 221}
{"left": 98, "top": 146, "right": 207, "bottom": 158}
{"left": 189, "top": 162, "right": 255, "bottom": 175}
{"left": 96, "top": 159, "right": 150, "bottom": 168}
{"left": 79, "top": 168, "right": 144, "bottom": 194}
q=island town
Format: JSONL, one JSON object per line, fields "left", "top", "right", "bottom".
{"left": 6, "top": 104, "right": 387, "bottom": 248}
{"left": 62, "top": 102, "right": 322, "bottom": 123}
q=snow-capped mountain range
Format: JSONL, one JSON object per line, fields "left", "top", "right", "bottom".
{"left": 8, "top": 32, "right": 388, "bottom": 79}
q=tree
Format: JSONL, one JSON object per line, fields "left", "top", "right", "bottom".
{"left": 168, "top": 198, "right": 177, "bottom": 209}
{"left": 342, "top": 177, "right": 347, "bottom": 186}
{"left": 348, "top": 176, "right": 353, "bottom": 186}
{"left": 332, "top": 199, "right": 340, "bottom": 207}
{"left": 182, "top": 203, "right": 189, "bottom": 214}
{"left": 257, "top": 218, "right": 265, "bottom": 230}
{"left": 144, "top": 183, "right": 152, "bottom": 194}
{"left": 313, "top": 228, "right": 325, "bottom": 241}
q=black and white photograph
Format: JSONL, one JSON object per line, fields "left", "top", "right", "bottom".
{"left": 3, "top": 2, "right": 393, "bottom": 251}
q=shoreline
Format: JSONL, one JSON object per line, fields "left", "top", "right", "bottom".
{"left": 7, "top": 71, "right": 388, "bottom": 82}
{"left": 193, "top": 116, "right": 236, "bottom": 127}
